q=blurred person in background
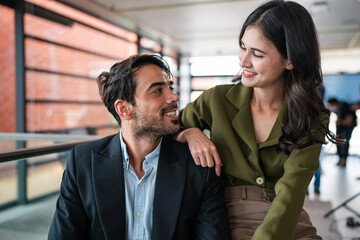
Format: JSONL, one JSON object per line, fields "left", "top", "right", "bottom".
{"left": 327, "top": 98, "right": 357, "bottom": 167}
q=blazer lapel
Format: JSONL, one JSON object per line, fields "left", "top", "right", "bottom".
{"left": 258, "top": 100, "right": 287, "bottom": 149}
{"left": 226, "top": 83, "right": 288, "bottom": 151}
{"left": 92, "top": 133, "right": 126, "bottom": 239}
{"left": 152, "top": 138, "right": 187, "bottom": 240}
{"left": 225, "top": 84, "right": 259, "bottom": 159}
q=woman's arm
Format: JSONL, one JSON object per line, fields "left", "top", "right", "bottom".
{"left": 174, "top": 128, "right": 222, "bottom": 176}
{"left": 252, "top": 143, "right": 322, "bottom": 239}
{"left": 176, "top": 87, "right": 224, "bottom": 176}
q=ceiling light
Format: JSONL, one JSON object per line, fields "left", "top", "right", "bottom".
{"left": 311, "top": 1, "right": 329, "bottom": 14}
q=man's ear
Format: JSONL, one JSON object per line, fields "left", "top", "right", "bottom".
{"left": 285, "top": 59, "right": 294, "bottom": 70}
{"left": 114, "top": 99, "right": 133, "bottom": 120}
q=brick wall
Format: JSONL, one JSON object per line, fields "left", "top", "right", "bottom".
{"left": 1, "top": 1, "right": 178, "bottom": 136}
{"left": 22, "top": 1, "right": 137, "bottom": 135}
{"left": 24, "top": 14, "right": 136, "bottom": 61}
{"left": 0, "top": 5, "right": 16, "bottom": 133}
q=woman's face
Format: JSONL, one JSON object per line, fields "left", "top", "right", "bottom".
{"left": 238, "top": 26, "right": 292, "bottom": 89}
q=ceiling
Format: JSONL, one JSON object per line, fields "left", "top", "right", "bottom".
{"left": 57, "top": 0, "right": 360, "bottom": 57}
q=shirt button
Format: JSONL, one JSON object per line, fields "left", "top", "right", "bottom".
{"left": 256, "top": 177, "right": 264, "bottom": 185}
{"left": 136, "top": 211, "right": 141, "bottom": 217}
{"left": 123, "top": 162, "right": 126, "bottom": 166}
{"left": 139, "top": 181, "right": 143, "bottom": 186}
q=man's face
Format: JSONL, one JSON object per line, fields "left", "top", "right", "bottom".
{"left": 131, "top": 64, "right": 180, "bottom": 139}
{"left": 328, "top": 102, "right": 339, "bottom": 113}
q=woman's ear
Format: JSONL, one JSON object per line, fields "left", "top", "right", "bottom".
{"left": 285, "top": 59, "right": 294, "bottom": 70}
{"left": 114, "top": 99, "right": 132, "bottom": 120}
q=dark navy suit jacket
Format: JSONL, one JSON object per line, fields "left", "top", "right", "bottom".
{"left": 48, "top": 133, "right": 231, "bottom": 240}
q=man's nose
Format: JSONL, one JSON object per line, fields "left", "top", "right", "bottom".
{"left": 167, "top": 89, "right": 179, "bottom": 103}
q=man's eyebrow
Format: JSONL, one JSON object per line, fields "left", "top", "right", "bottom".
{"left": 147, "top": 82, "right": 165, "bottom": 91}
{"left": 146, "top": 80, "right": 174, "bottom": 92}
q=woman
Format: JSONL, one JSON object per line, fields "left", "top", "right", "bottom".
{"left": 176, "top": 1, "right": 338, "bottom": 239}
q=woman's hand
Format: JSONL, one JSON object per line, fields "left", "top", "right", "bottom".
{"left": 174, "top": 128, "right": 223, "bottom": 176}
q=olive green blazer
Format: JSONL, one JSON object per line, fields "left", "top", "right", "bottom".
{"left": 180, "top": 83, "right": 328, "bottom": 240}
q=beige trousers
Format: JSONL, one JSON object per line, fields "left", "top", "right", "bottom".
{"left": 224, "top": 186, "right": 322, "bottom": 240}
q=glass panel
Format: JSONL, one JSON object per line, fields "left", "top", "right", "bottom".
{"left": 191, "top": 76, "right": 234, "bottom": 91}
{"left": 0, "top": 140, "right": 17, "bottom": 153}
{"left": 26, "top": 153, "right": 65, "bottom": 200}
{"left": 163, "top": 56, "right": 179, "bottom": 88}
{"left": 162, "top": 46, "right": 178, "bottom": 59}
{"left": 0, "top": 161, "right": 17, "bottom": 206}
{"left": 163, "top": 56, "right": 178, "bottom": 75}
{"left": 190, "top": 90, "right": 204, "bottom": 102}
{"left": 140, "top": 37, "right": 162, "bottom": 52}
{"left": 190, "top": 55, "right": 240, "bottom": 76}
{"left": 0, "top": 149, "right": 66, "bottom": 205}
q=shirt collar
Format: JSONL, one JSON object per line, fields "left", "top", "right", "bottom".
{"left": 119, "top": 130, "right": 162, "bottom": 170}
{"left": 119, "top": 130, "right": 130, "bottom": 170}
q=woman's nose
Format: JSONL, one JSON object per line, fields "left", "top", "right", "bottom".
{"left": 239, "top": 52, "right": 251, "bottom": 68}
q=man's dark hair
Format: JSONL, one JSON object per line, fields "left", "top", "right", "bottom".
{"left": 97, "top": 54, "right": 172, "bottom": 126}
{"left": 327, "top": 98, "right": 339, "bottom": 104}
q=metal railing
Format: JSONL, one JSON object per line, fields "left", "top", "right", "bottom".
{"left": 0, "top": 132, "right": 102, "bottom": 209}
{"left": 0, "top": 133, "right": 100, "bottom": 163}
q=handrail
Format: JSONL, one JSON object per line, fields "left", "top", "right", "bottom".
{"left": 0, "top": 133, "right": 100, "bottom": 141}
{"left": 0, "top": 136, "right": 101, "bottom": 163}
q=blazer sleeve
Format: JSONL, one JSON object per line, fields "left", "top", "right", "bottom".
{"left": 252, "top": 143, "right": 322, "bottom": 239}
{"left": 180, "top": 87, "right": 215, "bottom": 130}
{"left": 194, "top": 169, "right": 231, "bottom": 240}
{"left": 252, "top": 112, "right": 329, "bottom": 239}
{"left": 48, "top": 148, "right": 90, "bottom": 240}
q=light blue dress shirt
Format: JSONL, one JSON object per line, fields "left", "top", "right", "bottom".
{"left": 119, "top": 131, "right": 161, "bottom": 240}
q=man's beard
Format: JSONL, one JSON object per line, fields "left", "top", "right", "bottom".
{"left": 132, "top": 104, "right": 179, "bottom": 140}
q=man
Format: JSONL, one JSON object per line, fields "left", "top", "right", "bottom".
{"left": 48, "top": 54, "right": 230, "bottom": 240}
{"left": 328, "top": 98, "right": 357, "bottom": 167}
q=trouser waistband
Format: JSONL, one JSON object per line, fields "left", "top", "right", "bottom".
{"left": 224, "top": 185, "right": 276, "bottom": 202}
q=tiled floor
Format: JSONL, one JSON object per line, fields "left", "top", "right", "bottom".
{"left": 307, "top": 152, "right": 360, "bottom": 240}
{"left": 307, "top": 113, "right": 360, "bottom": 239}
{"left": 0, "top": 195, "right": 56, "bottom": 240}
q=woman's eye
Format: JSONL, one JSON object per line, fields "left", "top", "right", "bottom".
{"left": 253, "top": 51, "right": 263, "bottom": 58}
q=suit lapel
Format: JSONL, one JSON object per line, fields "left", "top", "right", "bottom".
{"left": 92, "top": 133, "right": 126, "bottom": 239}
{"left": 152, "top": 138, "right": 187, "bottom": 240}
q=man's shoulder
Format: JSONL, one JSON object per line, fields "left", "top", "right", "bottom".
{"left": 163, "top": 136, "right": 192, "bottom": 157}
{"left": 73, "top": 133, "right": 118, "bottom": 154}
{"left": 163, "top": 137, "right": 216, "bottom": 175}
